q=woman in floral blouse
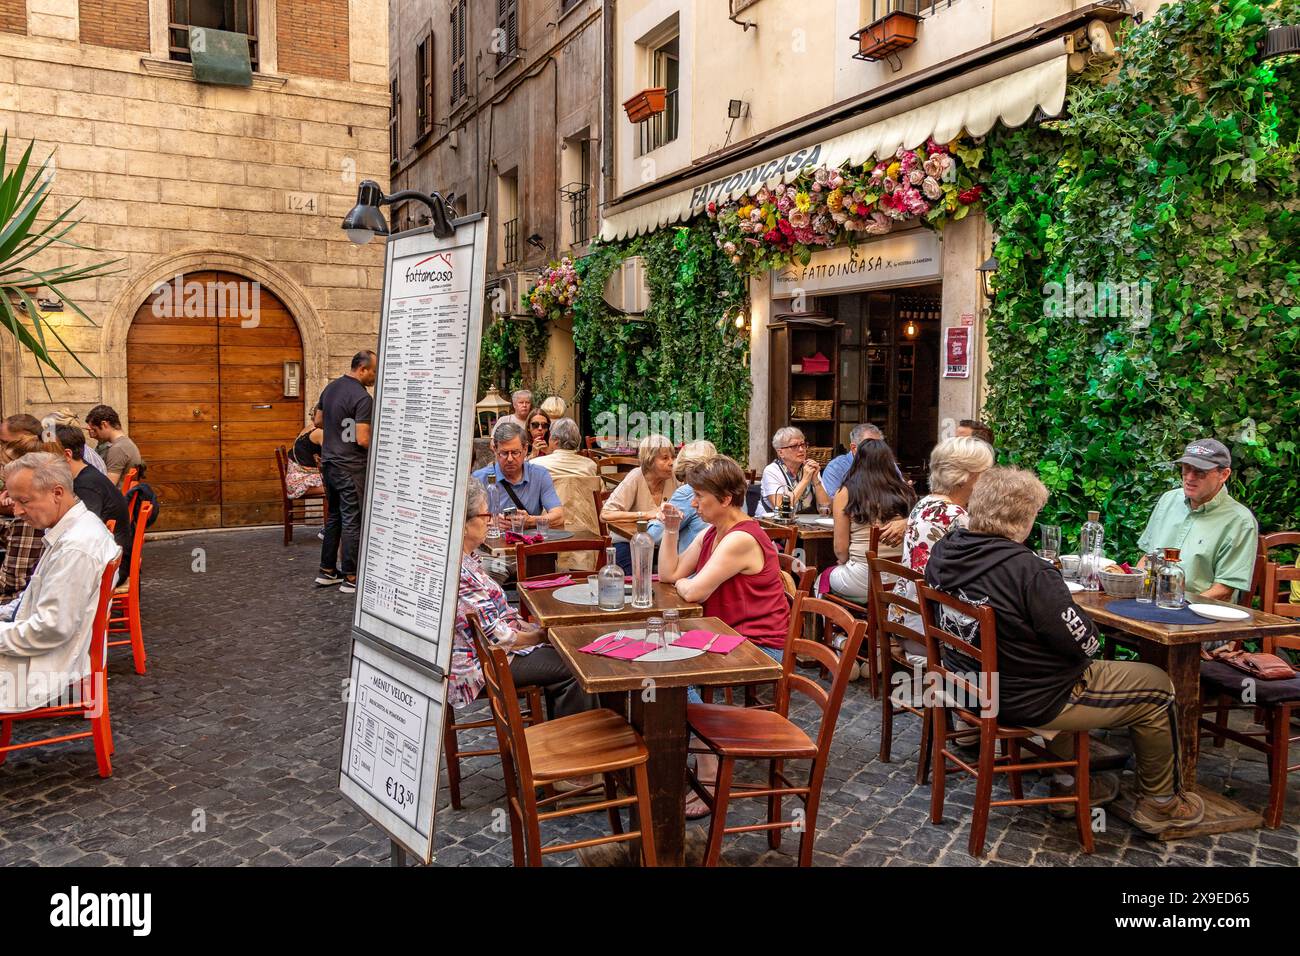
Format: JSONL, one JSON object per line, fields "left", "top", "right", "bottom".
{"left": 452, "top": 477, "right": 594, "bottom": 718}
{"left": 891, "top": 436, "right": 995, "bottom": 650}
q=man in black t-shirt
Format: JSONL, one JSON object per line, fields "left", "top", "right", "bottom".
{"left": 315, "top": 350, "right": 376, "bottom": 594}
{"left": 55, "top": 424, "right": 133, "bottom": 580}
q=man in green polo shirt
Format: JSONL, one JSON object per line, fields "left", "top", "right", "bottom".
{"left": 1137, "top": 438, "right": 1258, "bottom": 602}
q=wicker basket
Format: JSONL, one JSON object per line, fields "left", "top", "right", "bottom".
{"left": 1099, "top": 569, "right": 1143, "bottom": 598}
{"left": 791, "top": 399, "right": 834, "bottom": 420}
{"left": 808, "top": 446, "right": 833, "bottom": 468}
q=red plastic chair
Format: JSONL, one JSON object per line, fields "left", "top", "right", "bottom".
{"left": 0, "top": 554, "right": 122, "bottom": 777}
{"left": 108, "top": 501, "right": 152, "bottom": 675}
{"left": 119, "top": 467, "right": 138, "bottom": 496}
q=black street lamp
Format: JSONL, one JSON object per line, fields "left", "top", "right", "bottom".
{"left": 977, "top": 255, "right": 999, "bottom": 300}
{"left": 342, "top": 179, "right": 455, "bottom": 243}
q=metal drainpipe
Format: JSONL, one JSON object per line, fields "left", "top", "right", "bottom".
{"left": 601, "top": 0, "right": 616, "bottom": 236}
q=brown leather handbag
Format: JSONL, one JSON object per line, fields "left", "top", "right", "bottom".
{"left": 1203, "top": 642, "right": 1297, "bottom": 680}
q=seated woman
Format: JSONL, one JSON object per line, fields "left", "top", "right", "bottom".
{"left": 659, "top": 455, "right": 791, "bottom": 817}
{"left": 285, "top": 408, "right": 325, "bottom": 500}
{"left": 757, "top": 426, "right": 829, "bottom": 517}
{"left": 821, "top": 438, "right": 914, "bottom": 602}
{"left": 891, "top": 435, "right": 994, "bottom": 652}
{"left": 645, "top": 440, "right": 719, "bottom": 553}
{"left": 525, "top": 409, "right": 551, "bottom": 461}
{"left": 601, "top": 433, "right": 677, "bottom": 571}
{"left": 451, "top": 478, "right": 594, "bottom": 719}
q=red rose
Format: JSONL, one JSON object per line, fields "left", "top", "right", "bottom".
{"left": 855, "top": 203, "right": 869, "bottom": 216}
{"left": 707, "top": 201, "right": 718, "bottom": 215}
{"left": 778, "top": 219, "right": 794, "bottom": 236}
{"left": 958, "top": 185, "right": 983, "bottom": 204}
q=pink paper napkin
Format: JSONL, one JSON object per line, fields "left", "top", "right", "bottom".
{"left": 676, "top": 629, "right": 745, "bottom": 655}
{"left": 578, "top": 634, "right": 658, "bottom": 659}
{"left": 519, "top": 576, "right": 574, "bottom": 590}
{"left": 505, "top": 531, "right": 544, "bottom": 545}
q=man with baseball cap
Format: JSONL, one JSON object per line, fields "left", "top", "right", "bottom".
{"left": 1136, "top": 438, "right": 1258, "bottom": 602}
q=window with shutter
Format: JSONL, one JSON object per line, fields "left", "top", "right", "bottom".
{"left": 496, "top": 0, "right": 518, "bottom": 64}
{"left": 450, "top": 0, "right": 467, "bottom": 106}
{"left": 169, "top": 0, "right": 259, "bottom": 70}
{"left": 389, "top": 71, "right": 401, "bottom": 166}
{"left": 415, "top": 30, "right": 434, "bottom": 138}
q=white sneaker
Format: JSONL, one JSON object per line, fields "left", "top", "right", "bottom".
{"left": 339, "top": 580, "right": 357, "bottom": 595}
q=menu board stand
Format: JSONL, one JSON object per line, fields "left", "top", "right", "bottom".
{"left": 338, "top": 214, "right": 488, "bottom": 865}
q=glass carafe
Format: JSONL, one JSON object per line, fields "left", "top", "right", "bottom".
{"left": 1078, "top": 511, "right": 1105, "bottom": 592}
{"left": 485, "top": 473, "right": 502, "bottom": 541}
{"left": 630, "top": 520, "right": 654, "bottom": 609}
{"left": 1156, "top": 548, "right": 1186, "bottom": 609}
{"left": 598, "top": 546, "right": 625, "bottom": 611}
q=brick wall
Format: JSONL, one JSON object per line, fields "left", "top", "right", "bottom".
{"left": 79, "top": 0, "right": 151, "bottom": 51}
{"left": 0, "top": 0, "right": 25, "bottom": 36}
{"left": 278, "top": 0, "right": 351, "bottom": 81}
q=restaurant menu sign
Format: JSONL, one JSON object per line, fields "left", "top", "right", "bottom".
{"left": 339, "top": 214, "right": 488, "bottom": 864}
{"left": 770, "top": 229, "right": 941, "bottom": 298}
{"left": 943, "top": 326, "right": 972, "bottom": 378}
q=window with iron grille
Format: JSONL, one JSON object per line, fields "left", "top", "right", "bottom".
{"left": 169, "top": 0, "right": 258, "bottom": 70}
{"left": 389, "top": 70, "right": 401, "bottom": 166}
{"left": 640, "top": 35, "right": 679, "bottom": 155}
{"left": 503, "top": 218, "right": 519, "bottom": 266}
{"left": 561, "top": 138, "right": 592, "bottom": 245}
{"left": 865, "top": 0, "right": 956, "bottom": 18}
{"left": 450, "top": 0, "right": 467, "bottom": 106}
{"left": 496, "top": 0, "right": 518, "bottom": 65}
{"left": 415, "top": 29, "right": 434, "bottom": 139}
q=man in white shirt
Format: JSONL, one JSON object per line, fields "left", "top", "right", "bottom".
{"left": 0, "top": 452, "right": 120, "bottom": 713}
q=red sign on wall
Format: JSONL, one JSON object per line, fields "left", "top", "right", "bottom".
{"left": 943, "top": 327, "right": 971, "bottom": 378}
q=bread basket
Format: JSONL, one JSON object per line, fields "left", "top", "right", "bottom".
{"left": 1099, "top": 568, "right": 1143, "bottom": 598}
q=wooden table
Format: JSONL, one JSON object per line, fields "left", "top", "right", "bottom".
{"left": 758, "top": 516, "right": 835, "bottom": 569}
{"left": 1073, "top": 591, "right": 1296, "bottom": 836}
{"left": 519, "top": 580, "right": 701, "bottom": 629}
{"left": 606, "top": 518, "right": 639, "bottom": 540}
{"left": 549, "top": 617, "right": 783, "bottom": 866}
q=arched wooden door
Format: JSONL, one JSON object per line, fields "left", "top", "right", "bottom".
{"left": 127, "top": 271, "right": 306, "bottom": 530}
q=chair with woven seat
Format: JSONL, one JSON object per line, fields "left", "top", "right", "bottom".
{"left": 870, "top": 555, "right": 932, "bottom": 779}
{"left": 1198, "top": 531, "right": 1300, "bottom": 828}
{"left": 919, "top": 583, "right": 1094, "bottom": 857}
{"left": 469, "top": 614, "right": 657, "bottom": 866}
{"left": 0, "top": 555, "right": 121, "bottom": 777}
{"left": 686, "top": 593, "right": 866, "bottom": 866}
{"left": 107, "top": 500, "right": 152, "bottom": 675}
{"left": 275, "top": 445, "right": 328, "bottom": 546}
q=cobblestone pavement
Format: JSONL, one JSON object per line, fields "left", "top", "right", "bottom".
{"left": 0, "top": 527, "right": 1295, "bottom": 867}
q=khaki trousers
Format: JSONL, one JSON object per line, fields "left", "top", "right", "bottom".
{"left": 1035, "top": 659, "right": 1180, "bottom": 797}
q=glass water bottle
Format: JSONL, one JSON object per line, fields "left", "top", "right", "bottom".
{"left": 1156, "top": 548, "right": 1186, "bottom": 609}
{"left": 485, "top": 473, "right": 502, "bottom": 541}
{"left": 630, "top": 520, "right": 654, "bottom": 609}
{"left": 598, "top": 546, "right": 625, "bottom": 611}
{"left": 1136, "top": 550, "right": 1162, "bottom": 604}
{"left": 1078, "top": 511, "right": 1105, "bottom": 592}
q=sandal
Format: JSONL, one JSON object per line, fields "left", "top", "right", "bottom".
{"left": 685, "top": 788, "right": 714, "bottom": 820}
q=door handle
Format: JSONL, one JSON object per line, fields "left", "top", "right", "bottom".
{"left": 252, "top": 404, "right": 272, "bottom": 409}
{"left": 212, "top": 424, "right": 219, "bottom": 431}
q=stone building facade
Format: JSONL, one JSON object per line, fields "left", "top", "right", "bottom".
{"left": 0, "top": 0, "right": 389, "bottom": 528}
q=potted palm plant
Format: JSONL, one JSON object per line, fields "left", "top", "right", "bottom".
{"left": 0, "top": 132, "right": 120, "bottom": 392}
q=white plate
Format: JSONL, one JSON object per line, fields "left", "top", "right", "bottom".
{"left": 813, "top": 517, "right": 834, "bottom": 528}
{"left": 1187, "top": 603, "right": 1250, "bottom": 622}
{"left": 1066, "top": 581, "right": 1084, "bottom": 593}
{"left": 635, "top": 644, "right": 705, "bottom": 662}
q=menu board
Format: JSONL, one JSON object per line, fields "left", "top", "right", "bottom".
{"left": 352, "top": 216, "right": 487, "bottom": 672}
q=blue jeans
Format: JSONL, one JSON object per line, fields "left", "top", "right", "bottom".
{"left": 320, "top": 462, "right": 365, "bottom": 578}
{"left": 687, "top": 644, "right": 783, "bottom": 704}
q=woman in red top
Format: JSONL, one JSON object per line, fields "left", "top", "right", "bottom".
{"left": 659, "top": 455, "right": 790, "bottom": 817}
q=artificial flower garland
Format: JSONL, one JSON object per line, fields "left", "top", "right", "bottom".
{"left": 707, "top": 138, "right": 985, "bottom": 274}
{"left": 523, "top": 256, "right": 581, "bottom": 321}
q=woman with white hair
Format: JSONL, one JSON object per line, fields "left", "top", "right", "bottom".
{"left": 600, "top": 433, "right": 677, "bottom": 529}
{"left": 758, "top": 426, "right": 829, "bottom": 517}
{"left": 646, "top": 439, "right": 718, "bottom": 553}
{"left": 890, "top": 435, "right": 995, "bottom": 643}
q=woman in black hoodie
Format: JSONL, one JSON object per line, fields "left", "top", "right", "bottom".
{"left": 923, "top": 467, "right": 1204, "bottom": 836}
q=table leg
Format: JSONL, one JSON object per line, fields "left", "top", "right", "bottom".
{"left": 1138, "top": 640, "right": 1202, "bottom": 788}
{"left": 628, "top": 685, "right": 688, "bottom": 867}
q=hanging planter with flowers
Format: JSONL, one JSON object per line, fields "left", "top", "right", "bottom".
{"left": 523, "top": 256, "right": 581, "bottom": 322}
{"left": 706, "top": 137, "right": 985, "bottom": 275}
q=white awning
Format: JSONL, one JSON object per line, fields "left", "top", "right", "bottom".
{"left": 601, "top": 47, "right": 1069, "bottom": 242}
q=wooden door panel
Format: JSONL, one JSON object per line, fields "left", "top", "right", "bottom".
{"left": 127, "top": 326, "right": 219, "bottom": 346}
{"left": 128, "top": 364, "right": 220, "bottom": 384}
{"left": 154, "top": 505, "right": 222, "bottom": 531}
{"left": 220, "top": 479, "right": 284, "bottom": 502}
{"left": 221, "top": 502, "right": 283, "bottom": 526}
{"left": 219, "top": 402, "right": 302, "bottom": 423}
{"left": 219, "top": 365, "right": 293, "bottom": 385}
{"left": 219, "top": 438, "right": 298, "bottom": 459}
{"left": 219, "top": 382, "right": 290, "bottom": 403}
{"left": 220, "top": 327, "right": 305, "bottom": 348}
{"left": 148, "top": 460, "right": 220, "bottom": 482}
{"left": 149, "top": 480, "right": 221, "bottom": 505}
{"left": 222, "top": 458, "right": 280, "bottom": 481}
{"left": 133, "top": 421, "right": 216, "bottom": 441}
{"left": 132, "top": 439, "right": 219, "bottom": 462}
{"left": 218, "top": 307, "right": 297, "bottom": 329}
{"left": 218, "top": 348, "right": 295, "bottom": 366}
{"left": 131, "top": 402, "right": 217, "bottom": 423}
{"left": 129, "top": 383, "right": 220, "bottom": 403}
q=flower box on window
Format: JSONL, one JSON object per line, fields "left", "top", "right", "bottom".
{"left": 850, "top": 11, "right": 921, "bottom": 62}
{"left": 622, "top": 87, "right": 667, "bottom": 124}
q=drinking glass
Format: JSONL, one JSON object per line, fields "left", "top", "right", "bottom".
{"left": 536, "top": 516, "right": 549, "bottom": 535}
{"left": 644, "top": 617, "right": 665, "bottom": 653}
{"left": 587, "top": 575, "right": 599, "bottom": 602}
{"left": 510, "top": 511, "right": 527, "bottom": 534}
{"left": 818, "top": 503, "right": 831, "bottom": 518}
{"left": 663, "top": 609, "right": 681, "bottom": 648}
{"left": 1039, "top": 524, "right": 1061, "bottom": 564}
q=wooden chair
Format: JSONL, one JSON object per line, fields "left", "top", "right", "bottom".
{"left": 274, "top": 445, "right": 328, "bottom": 546}
{"left": 469, "top": 613, "right": 657, "bottom": 866}
{"left": 1198, "top": 531, "right": 1300, "bottom": 828}
{"left": 515, "top": 536, "right": 611, "bottom": 584}
{"left": 107, "top": 501, "right": 152, "bottom": 675}
{"left": 0, "top": 555, "right": 121, "bottom": 777}
{"left": 443, "top": 683, "right": 545, "bottom": 812}
{"left": 686, "top": 593, "right": 866, "bottom": 866}
{"left": 119, "top": 467, "right": 138, "bottom": 496}
{"left": 777, "top": 551, "right": 816, "bottom": 597}
{"left": 817, "top": 525, "right": 884, "bottom": 698}
{"left": 593, "top": 488, "right": 612, "bottom": 537}
{"left": 597, "top": 455, "right": 639, "bottom": 488}
{"left": 918, "top": 584, "right": 1094, "bottom": 856}
{"left": 764, "top": 523, "right": 798, "bottom": 557}
{"left": 871, "top": 555, "right": 932, "bottom": 779}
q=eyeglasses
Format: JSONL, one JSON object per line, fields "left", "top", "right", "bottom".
{"left": 498, "top": 449, "right": 524, "bottom": 460}
{"left": 470, "top": 512, "right": 491, "bottom": 519}
{"left": 781, "top": 442, "right": 808, "bottom": 451}
{"left": 528, "top": 422, "right": 548, "bottom": 430}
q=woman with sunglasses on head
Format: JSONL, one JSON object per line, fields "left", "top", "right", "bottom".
{"left": 525, "top": 409, "right": 551, "bottom": 460}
